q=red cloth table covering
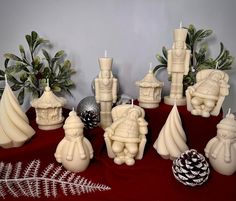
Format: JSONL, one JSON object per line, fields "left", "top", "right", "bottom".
{"left": 0, "top": 101, "right": 236, "bottom": 201}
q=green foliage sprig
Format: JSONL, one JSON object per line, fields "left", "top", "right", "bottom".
{"left": 0, "top": 31, "right": 76, "bottom": 104}
{"left": 154, "top": 24, "right": 234, "bottom": 90}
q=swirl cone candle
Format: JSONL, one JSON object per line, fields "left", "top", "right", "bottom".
{"left": 0, "top": 76, "right": 35, "bottom": 148}
{"left": 153, "top": 103, "right": 189, "bottom": 159}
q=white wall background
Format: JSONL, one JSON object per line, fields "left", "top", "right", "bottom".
{"left": 0, "top": 0, "right": 235, "bottom": 112}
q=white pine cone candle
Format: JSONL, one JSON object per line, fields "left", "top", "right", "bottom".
{"left": 172, "top": 149, "right": 210, "bottom": 186}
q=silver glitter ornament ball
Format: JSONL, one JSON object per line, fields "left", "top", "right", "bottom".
{"left": 77, "top": 96, "right": 100, "bottom": 121}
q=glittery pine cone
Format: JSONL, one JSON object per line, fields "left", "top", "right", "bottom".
{"left": 172, "top": 149, "right": 210, "bottom": 186}
{"left": 80, "top": 111, "right": 99, "bottom": 129}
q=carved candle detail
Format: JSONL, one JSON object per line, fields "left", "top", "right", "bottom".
{"left": 31, "top": 84, "right": 66, "bottom": 130}
{"left": 136, "top": 69, "right": 164, "bottom": 108}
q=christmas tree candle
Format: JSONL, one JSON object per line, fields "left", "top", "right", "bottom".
{"left": 153, "top": 103, "right": 189, "bottom": 159}
{"left": 0, "top": 75, "right": 35, "bottom": 148}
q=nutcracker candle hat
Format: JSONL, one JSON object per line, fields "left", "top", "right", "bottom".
{"left": 98, "top": 57, "right": 113, "bottom": 71}
{"left": 217, "top": 113, "right": 236, "bottom": 132}
{"left": 174, "top": 28, "right": 188, "bottom": 42}
{"left": 63, "top": 110, "right": 84, "bottom": 129}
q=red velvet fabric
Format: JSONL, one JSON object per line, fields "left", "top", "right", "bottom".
{"left": 0, "top": 102, "right": 236, "bottom": 201}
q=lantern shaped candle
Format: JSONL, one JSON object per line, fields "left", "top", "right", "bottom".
{"left": 136, "top": 68, "right": 164, "bottom": 108}
{"left": 31, "top": 83, "right": 66, "bottom": 130}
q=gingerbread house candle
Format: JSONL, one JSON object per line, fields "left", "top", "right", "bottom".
{"left": 31, "top": 83, "right": 66, "bottom": 130}
{"left": 136, "top": 69, "right": 164, "bottom": 108}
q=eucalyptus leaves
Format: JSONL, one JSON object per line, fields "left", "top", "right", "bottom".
{"left": 0, "top": 31, "right": 76, "bottom": 104}
{"left": 154, "top": 24, "right": 234, "bottom": 90}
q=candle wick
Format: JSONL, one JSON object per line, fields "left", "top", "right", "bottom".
{"left": 149, "top": 62, "right": 153, "bottom": 72}
{"left": 179, "top": 21, "right": 182, "bottom": 29}
{"left": 227, "top": 108, "right": 231, "bottom": 116}
{"left": 131, "top": 99, "right": 134, "bottom": 107}
{"left": 4, "top": 74, "right": 8, "bottom": 85}
{"left": 72, "top": 107, "right": 75, "bottom": 112}
{"left": 104, "top": 50, "right": 107, "bottom": 58}
{"left": 47, "top": 79, "right": 49, "bottom": 87}
{"left": 215, "top": 61, "right": 219, "bottom": 70}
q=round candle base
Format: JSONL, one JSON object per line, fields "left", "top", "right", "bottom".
{"left": 38, "top": 123, "right": 63, "bottom": 131}
{"left": 164, "top": 96, "right": 186, "bottom": 106}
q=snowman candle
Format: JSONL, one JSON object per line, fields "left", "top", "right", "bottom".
{"left": 204, "top": 109, "right": 236, "bottom": 175}
{"left": 54, "top": 109, "right": 93, "bottom": 172}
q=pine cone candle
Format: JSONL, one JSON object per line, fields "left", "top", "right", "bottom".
{"left": 80, "top": 110, "right": 99, "bottom": 129}
{"left": 172, "top": 149, "right": 210, "bottom": 186}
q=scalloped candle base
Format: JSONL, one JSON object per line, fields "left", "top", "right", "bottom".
{"left": 138, "top": 100, "right": 160, "bottom": 109}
